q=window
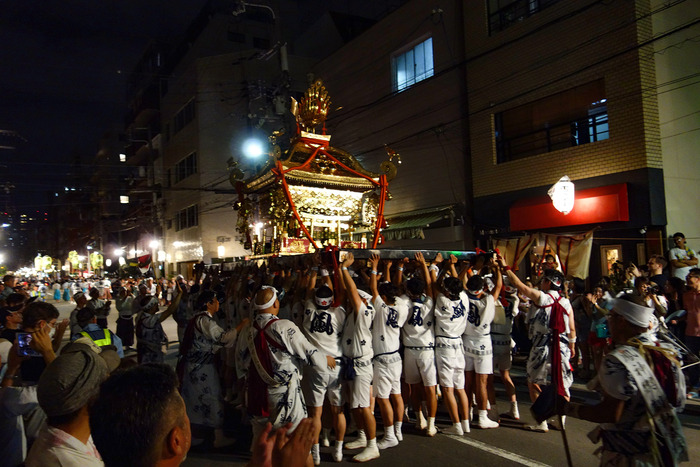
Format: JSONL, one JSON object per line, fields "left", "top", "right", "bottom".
{"left": 393, "top": 37, "right": 434, "bottom": 92}
{"left": 495, "top": 79, "right": 608, "bottom": 163}
{"left": 173, "top": 99, "right": 195, "bottom": 134}
{"left": 174, "top": 152, "right": 197, "bottom": 184}
{"left": 488, "top": 0, "right": 562, "bottom": 34}
{"left": 175, "top": 205, "right": 198, "bottom": 231}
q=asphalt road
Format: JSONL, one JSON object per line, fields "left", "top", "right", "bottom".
{"left": 49, "top": 299, "right": 700, "bottom": 466}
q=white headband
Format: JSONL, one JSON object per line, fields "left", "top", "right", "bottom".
{"left": 315, "top": 295, "right": 334, "bottom": 307}
{"left": 612, "top": 298, "right": 653, "bottom": 328}
{"left": 254, "top": 286, "right": 278, "bottom": 310}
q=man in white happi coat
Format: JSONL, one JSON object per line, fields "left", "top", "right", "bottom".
{"left": 301, "top": 267, "right": 347, "bottom": 464}
{"left": 433, "top": 254, "right": 470, "bottom": 436}
{"left": 367, "top": 254, "right": 408, "bottom": 450}
{"left": 401, "top": 253, "right": 439, "bottom": 436}
{"left": 463, "top": 269, "right": 502, "bottom": 430}
{"left": 244, "top": 285, "right": 335, "bottom": 460}
{"left": 340, "top": 253, "right": 380, "bottom": 462}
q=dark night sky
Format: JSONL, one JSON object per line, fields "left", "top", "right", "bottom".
{"left": 0, "top": 0, "right": 209, "bottom": 211}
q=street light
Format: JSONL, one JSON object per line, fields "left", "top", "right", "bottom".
{"left": 242, "top": 138, "right": 266, "bottom": 158}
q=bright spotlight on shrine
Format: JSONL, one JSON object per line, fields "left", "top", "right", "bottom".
{"left": 243, "top": 138, "right": 265, "bottom": 158}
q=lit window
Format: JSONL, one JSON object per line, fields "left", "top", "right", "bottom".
{"left": 393, "top": 38, "right": 434, "bottom": 92}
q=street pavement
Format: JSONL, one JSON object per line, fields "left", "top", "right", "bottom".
{"left": 48, "top": 299, "right": 700, "bottom": 466}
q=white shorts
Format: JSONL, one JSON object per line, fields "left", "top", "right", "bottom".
{"left": 302, "top": 362, "right": 343, "bottom": 407}
{"left": 436, "top": 347, "right": 465, "bottom": 389}
{"left": 345, "top": 359, "right": 373, "bottom": 409}
{"left": 403, "top": 348, "right": 437, "bottom": 387}
{"left": 492, "top": 351, "right": 512, "bottom": 371}
{"left": 464, "top": 352, "right": 493, "bottom": 374}
{"left": 373, "top": 355, "right": 402, "bottom": 399}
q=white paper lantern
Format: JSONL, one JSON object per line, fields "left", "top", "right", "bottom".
{"left": 548, "top": 176, "right": 575, "bottom": 215}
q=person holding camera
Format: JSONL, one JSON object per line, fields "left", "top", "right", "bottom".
{"left": 0, "top": 324, "right": 55, "bottom": 466}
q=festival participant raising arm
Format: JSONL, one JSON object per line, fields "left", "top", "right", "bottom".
{"left": 497, "top": 257, "right": 575, "bottom": 432}
{"left": 368, "top": 254, "right": 408, "bottom": 449}
{"left": 339, "top": 253, "right": 380, "bottom": 462}
{"left": 301, "top": 255, "right": 348, "bottom": 464}
{"left": 401, "top": 252, "right": 439, "bottom": 436}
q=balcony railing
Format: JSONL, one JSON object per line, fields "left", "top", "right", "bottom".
{"left": 489, "top": 0, "right": 561, "bottom": 34}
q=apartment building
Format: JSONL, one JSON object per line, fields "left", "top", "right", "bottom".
{"left": 465, "top": 0, "right": 698, "bottom": 278}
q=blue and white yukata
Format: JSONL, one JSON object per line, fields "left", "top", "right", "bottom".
{"left": 181, "top": 313, "right": 237, "bottom": 428}
{"left": 242, "top": 313, "right": 327, "bottom": 434}
{"left": 593, "top": 332, "right": 687, "bottom": 465}
{"left": 526, "top": 291, "right": 574, "bottom": 392}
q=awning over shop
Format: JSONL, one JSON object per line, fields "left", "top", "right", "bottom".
{"left": 383, "top": 205, "right": 454, "bottom": 241}
{"left": 510, "top": 183, "right": 628, "bottom": 231}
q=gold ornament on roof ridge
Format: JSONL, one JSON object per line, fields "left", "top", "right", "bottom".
{"left": 296, "top": 79, "right": 331, "bottom": 132}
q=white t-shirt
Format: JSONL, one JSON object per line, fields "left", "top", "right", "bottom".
{"left": 669, "top": 246, "right": 697, "bottom": 279}
{"left": 402, "top": 296, "right": 435, "bottom": 348}
{"left": 302, "top": 300, "right": 346, "bottom": 358}
{"left": 341, "top": 301, "right": 374, "bottom": 359}
{"left": 371, "top": 296, "right": 408, "bottom": 356}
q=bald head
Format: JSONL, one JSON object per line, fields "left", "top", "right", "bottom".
{"left": 254, "top": 287, "right": 279, "bottom": 314}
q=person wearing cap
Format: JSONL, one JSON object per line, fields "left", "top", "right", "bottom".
{"left": 668, "top": 232, "right": 697, "bottom": 280}
{"left": 301, "top": 261, "right": 348, "bottom": 463}
{"left": 135, "top": 282, "right": 182, "bottom": 364}
{"left": 0, "top": 324, "right": 55, "bottom": 467}
{"left": 90, "top": 364, "right": 191, "bottom": 467}
{"left": 243, "top": 284, "right": 332, "bottom": 463}
{"left": 179, "top": 289, "right": 243, "bottom": 450}
{"left": 24, "top": 339, "right": 120, "bottom": 467}
{"left": 72, "top": 308, "right": 124, "bottom": 358}
{"left": 499, "top": 262, "right": 576, "bottom": 433}
{"left": 68, "top": 291, "right": 89, "bottom": 337}
{"left": 338, "top": 253, "right": 379, "bottom": 462}
{"left": 563, "top": 294, "right": 688, "bottom": 465}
